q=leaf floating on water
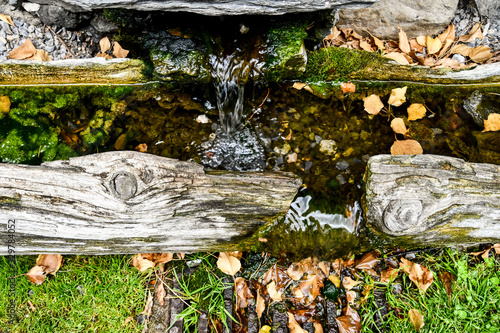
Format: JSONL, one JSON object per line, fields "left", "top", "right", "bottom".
{"left": 388, "top": 86, "right": 407, "bottom": 107}
{"left": 341, "top": 82, "right": 356, "bottom": 94}
{"left": 408, "top": 309, "right": 425, "bottom": 331}
{"left": 363, "top": 94, "right": 384, "bottom": 115}
{"left": 390, "top": 140, "right": 423, "bottom": 155}
{"left": 407, "top": 103, "right": 426, "bottom": 121}
{"left": 217, "top": 252, "right": 241, "bottom": 276}
{"left": 113, "top": 41, "right": 130, "bottom": 58}
{"left": 426, "top": 35, "right": 442, "bottom": 55}
{"left": 0, "top": 95, "right": 11, "bottom": 113}
{"left": 391, "top": 118, "right": 408, "bottom": 134}
{"left": 469, "top": 46, "right": 492, "bottom": 63}
{"left": 292, "top": 82, "right": 308, "bottom": 90}
{"left": 400, "top": 257, "right": 434, "bottom": 293}
{"left": 0, "top": 13, "right": 14, "bottom": 26}
{"left": 8, "top": 38, "right": 36, "bottom": 60}
{"left": 99, "top": 37, "right": 111, "bottom": 53}
{"left": 398, "top": 26, "right": 411, "bottom": 53}
{"left": 483, "top": 113, "right": 500, "bottom": 132}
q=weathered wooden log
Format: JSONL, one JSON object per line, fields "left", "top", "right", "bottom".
{"left": 364, "top": 154, "right": 500, "bottom": 246}
{"left": 0, "top": 151, "right": 301, "bottom": 255}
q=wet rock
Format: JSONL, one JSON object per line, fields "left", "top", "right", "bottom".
{"left": 38, "top": 5, "right": 81, "bottom": 29}
{"left": 319, "top": 139, "right": 337, "bottom": 156}
{"left": 335, "top": 160, "right": 350, "bottom": 171}
{"left": 337, "top": 0, "right": 459, "bottom": 39}
{"left": 473, "top": 131, "right": 500, "bottom": 164}
{"left": 463, "top": 90, "right": 498, "bottom": 127}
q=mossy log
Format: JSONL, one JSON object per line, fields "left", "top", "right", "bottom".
{"left": 0, "top": 151, "right": 301, "bottom": 254}
{"left": 364, "top": 154, "right": 500, "bottom": 247}
{"left": 0, "top": 58, "right": 148, "bottom": 85}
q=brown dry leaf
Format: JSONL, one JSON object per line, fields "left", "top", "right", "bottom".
{"left": 113, "top": 41, "right": 130, "bottom": 58}
{"left": 341, "top": 82, "right": 356, "bottom": 94}
{"left": 267, "top": 280, "right": 282, "bottom": 301}
{"left": 439, "top": 272, "right": 455, "bottom": 298}
{"left": 99, "top": 37, "right": 111, "bottom": 53}
{"left": 318, "top": 261, "right": 331, "bottom": 276}
{"left": 132, "top": 254, "right": 155, "bottom": 272}
{"left": 388, "top": 86, "right": 407, "bottom": 107}
{"left": 409, "top": 39, "right": 424, "bottom": 53}
{"left": 123, "top": 316, "right": 134, "bottom": 326}
{"left": 96, "top": 52, "right": 113, "bottom": 60}
{"left": 342, "top": 276, "right": 362, "bottom": 290}
{"left": 26, "top": 265, "right": 47, "bottom": 285}
{"left": 227, "top": 251, "right": 243, "bottom": 260}
{"left": 438, "top": 24, "right": 456, "bottom": 43}
{"left": 360, "top": 40, "right": 373, "bottom": 52}
{"left": 423, "top": 57, "right": 437, "bottom": 67}
{"left": 27, "top": 254, "right": 63, "bottom": 285}
{"left": 114, "top": 133, "right": 128, "bottom": 150}
{"left": 434, "top": 57, "right": 463, "bottom": 69}
{"left": 314, "top": 322, "right": 324, "bottom": 333}
{"left": 400, "top": 258, "right": 434, "bottom": 293}
{"left": 292, "top": 82, "right": 307, "bottom": 90}
{"left": 234, "top": 277, "right": 254, "bottom": 309}
{"left": 142, "top": 291, "right": 153, "bottom": 318}
{"left": 469, "top": 46, "right": 492, "bottom": 63}
{"left": 30, "top": 49, "right": 51, "bottom": 61}
{"left": 135, "top": 143, "right": 148, "bottom": 152}
{"left": 385, "top": 52, "right": 410, "bottom": 65}
{"left": 391, "top": 118, "right": 408, "bottom": 134}
{"left": 416, "top": 35, "right": 427, "bottom": 46}
{"left": 407, "top": 103, "right": 426, "bottom": 120}
{"left": 398, "top": 27, "right": 411, "bottom": 53}
{"left": 156, "top": 282, "right": 166, "bottom": 307}
{"left": 390, "top": 140, "right": 423, "bottom": 155}
{"left": 287, "top": 263, "right": 304, "bottom": 281}
{"left": 408, "top": 309, "right": 424, "bottom": 331}
{"left": 372, "top": 36, "right": 384, "bottom": 51}
{"left": 346, "top": 290, "right": 357, "bottom": 305}
{"left": 8, "top": 38, "right": 36, "bottom": 60}
{"left": 483, "top": 113, "right": 500, "bottom": 131}
{"left": 0, "top": 13, "right": 14, "bottom": 26}
{"left": 450, "top": 44, "right": 473, "bottom": 57}
{"left": 335, "top": 306, "right": 362, "bottom": 333}
{"left": 0, "top": 95, "right": 11, "bottom": 113}
{"left": 299, "top": 275, "right": 323, "bottom": 299}
{"left": 355, "top": 251, "right": 380, "bottom": 270}
{"left": 459, "top": 22, "right": 483, "bottom": 43}
{"left": 493, "top": 243, "right": 500, "bottom": 254}
{"left": 293, "top": 286, "right": 304, "bottom": 298}
{"left": 256, "top": 290, "right": 265, "bottom": 318}
{"left": 380, "top": 267, "right": 399, "bottom": 283}
{"left": 437, "top": 38, "right": 454, "bottom": 58}
{"left": 426, "top": 35, "right": 442, "bottom": 55}
{"left": 363, "top": 94, "right": 384, "bottom": 115}
{"left": 217, "top": 252, "right": 241, "bottom": 276}
{"left": 287, "top": 312, "right": 307, "bottom": 333}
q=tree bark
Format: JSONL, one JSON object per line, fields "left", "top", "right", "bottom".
{"left": 364, "top": 154, "right": 500, "bottom": 246}
{"left": 0, "top": 151, "right": 301, "bottom": 255}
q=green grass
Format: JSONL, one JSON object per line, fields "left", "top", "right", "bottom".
{"left": 0, "top": 255, "right": 147, "bottom": 333}
{"left": 361, "top": 249, "right": 500, "bottom": 333}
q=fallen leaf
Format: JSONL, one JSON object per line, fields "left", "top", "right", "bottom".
{"left": 99, "top": 37, "right": 111, "bottom": 53}
{"left": 328, "top": 274, "right": 341, "bottom": 288}
{"left": 372, "top": 36, "right": 384, "bottom": 51}
{"left": 341, "top": 82, "right": 356, "bottom": 94}
{"left": 360, "top": 40, "right": 373, "bottom": 52}
{"left": 416, "top": 35, "right": 426, "bottom": 46}
{"left": 390, "top": 140, "right": 423, "bottom": 155}
{"left": 293, "top": 286, "right": 304, "bottom": 298}
{"left": 433, "top": 57, "right": 462, "bottom": 69}
{"left": 259, "top": 325, "right": 272, "bottom": 333}
{"left": 114, "top": 133, "right": 128, "bottom": 150}
{"left": 0, "top": 13, "right": 14, "bottom": 26}
{"left": 135, "top": 143, "right": 148, "bottom": 152}
{"left": 217, "top": 252, "right": 241, "bottom": 276}
{"left": 483, "top": 113, "right": 500, "bottom": 131}
{"left": 314, "top": 322, "right": 324, "bottom": 333}
{"left": 469, "top": 46, "right": 492, "bottom": 63}
{"left": 27, "top": 254, "right": 63, "bottom": 285}
{"left": 439, "top": 272, "right": 455, "bottom": 298}
{"left": 299, "top": 275, "right": 323, "bottom": 299}
{"left": 256, "top": 290, "right": 265, "bottom": 318}
{"left": 292, "top": 82, "right": 307, "bottom": 90}
{"left": 96, "top": 52, "right": 113, "bottom": 59}
{"left": 437, "top": 39, "right": 454, "bottom": 58}
{"left": 123, "top": 316, "right": 134, "bottom": 326}
{"left": 398, "top": 27, "right": 411, "bottom": 53}
{"left": 132, "top": 254, "right": 155, "bottom": 272}
{"left": 318, "top": 261, "right": 331, "bottom": 276}
{"left": 391, "top": 118, "right": 408, "bottom": 134}
{"left": 388, "top": 86, "right": 407, "bottom": 107}
{"left": 450, "top": 44, "right": 473, "bottom": 57}
{"left": 408, "top": 309, "right": 424, "bottom": 331}
{"left": 407, "top": 103, "right": 426, "bottom": 120}
{"left": 493, "top": 243, "right": 500, "bottom": 254}
{"left": 287, "top": 312, "right": 307, "bottom": 333}
{"left": 113, "top": 41, "right": 130, "bottom": 58}
{"left": 156, "top": 282, "right": 166, "bottom": 307}
{"left": 0, "top": 95, "right": 11, "bottom": 113}
{"left": 438, "top": 24, "right": 456, "bottom": 43}
{"left": 26, "top": 266, "right": 47, "bottom": 285}
{"left": 385, "top": 52, "right": 410, "bottom": 65}
{"left": 336, "top": 306, "right": 361, "bottom": 333}
{"left": 234, "top": 277, "right": 254, "bottom": 309}
{"left": 400, "top": 258, "right": 434, "bottom": 293}
{"left": 346, "top": 290, "right": 356, "bottom": 304}
{"left": 142, "top": 291, "right": 153, "bottom": 318}
{"left": 409, "top": 39, "right": 424, "bottom": 53}
{"left": 267, "top": 280, "right": 282, "bottom": 301}
{"left": 8, "top": 38, "right": 36, "bottom": 60}
{"left": 355, "top": 251, "right": 380, "bottom": 270}
{"left": 380, "top": 267, "right": 399, "bottom": 283}
{"left": 426, "top": 35, "right": 442, "bottom": 55}
{"left": 363, "top": 94, "right": 384, "bottom": 115}
{"left": 459, "top": 22, "right": 483, "bottom": 43}
{"left": 287, "top": 263, "right": 304, "bottom": 281}
{"left": 342, "top": 276, "right": 362, "bottom": 290}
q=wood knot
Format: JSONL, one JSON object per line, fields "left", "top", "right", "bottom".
{"left": 110, "top": 171, "right": 137, "bottom": 200}
{"left": 382, "top": 199, "right": 422, "bottom": 234}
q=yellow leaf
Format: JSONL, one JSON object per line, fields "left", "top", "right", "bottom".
{"left": 293, "top": 286, "right": 304, "bottom": 298}
{"left": 459, "top": 22, "right": 483, "bottom": 43}
{"left": 259, "top": 325, "right": 272, "bottom": 333}
{"left": 416, "top": 35, "right": 426, "bottom": 46}
{"left": 292, "top": 82, "right": 307, "bottom": 90}
{"left": 256, "top": 290, "right": 266, "bottom": 319}
{"left": 0, "top": 13, "right": 14, "bottom": 26}
{"left": 342, "top": 276, "right": 362, "bottom": 290}
{"left": 363, "top": 94, "right": 384, "bottom": 115}
{"left": 426, "top": 35, "right": 442, "bottom": 55}
{"left": 469, "top": 46, "right": 492, "bottom": 63}
{"left": 217, "top": 252, "right": 241, "bottom": 276}
{"left": 484, "top": 113, "right": 500, "bottom": 132}
{"left": 437, "top": 39, "right": 454, "bottom": 58}
{"left": 407, "top": 103, "right": 426, "bottom": 121}
{"left": 99, "top": 37, "right": 111, "bottom": 53}
{"left": 391, "top": 118, "right": 407, "bottom": 134}
{"left": 400, "top": 258, "right": 434, "bottom": 293}
{"left": 113, "top": 41, "right": 129, "bottom": 58}
{"left": 388, "top": 86, "right": 407, "bottom": 107}
{"left": 8, "top": 38, "right": 36, "bottom": 60}
{"left": 0, "top": 95, "right": 11, "bottom": 113}
{"left": 450, "top": 44, "right": 473, "bottom": 57}
{"left": 328, "top": 274, "right": 341, "bottom": 288}
{"left": 409, "top": 309, "right": 425, "bottom": 331}
{"left": 267, "top": 280, "right": 282, "bottom": 301}
{"left": 398, "top": 26, "right": 411, "bottom": 53}
{"left": 438, "top": 23, "right": 456, "bottom": 43}
{"left": 372, "top": 36, "right": 384, "bottom": 51}
{"left": 287, "top": 312, "right": 307, "bottom": 333}
{"left": 390, "top": 140, "right": 423, "bottom": 155}
{"left": 384, "top": 52, "right": 410, "bottom": 65}
{"left": 313, "top": 322, "right": 324, "bottom": 333}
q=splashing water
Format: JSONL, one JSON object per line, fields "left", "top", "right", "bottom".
{"left": 202, "top": 53, "right": 266, "bottom": 171}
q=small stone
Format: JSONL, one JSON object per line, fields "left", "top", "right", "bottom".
{"left": 22, "top": 2, "right": 41, "bottom": 12}
{"left": 336, "top": 174, "right": 347, "bottom": 185}
{"left": 195, "top": 114, "right": 210, "bottom": 123}
{"left": 319, "top": 139, "right": 337, "bottom": 156}
{"left": 28, "top": 25, "right": 35, "bottom": 33}
{"left": 336, "top": 160, "right": 350, "bottom": 171}
{"left": 286, "top": 152, "right": 298, "bottom": 163}
{"left": 304, "top": 161, "right": 313, "bottom": 171}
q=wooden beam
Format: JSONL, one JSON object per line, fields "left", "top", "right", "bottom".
{"left": 364, "top": 154, "right": 500, "bottom": 246}
{"left": 0, "top": 151, "right": 301, "bottom": 254}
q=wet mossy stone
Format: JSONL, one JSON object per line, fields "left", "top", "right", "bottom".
{"left": 473, "top": 131, "right": 500, "bottom": 164}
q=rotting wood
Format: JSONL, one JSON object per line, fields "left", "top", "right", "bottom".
{"left": 0, "top": 151, "right": 301, "bottom": 255}
{"left": 0, "top": 58, "right": 148, "bottom": 85}
{"left": 364, "top": 154, "right": 500, "bottom": 246}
